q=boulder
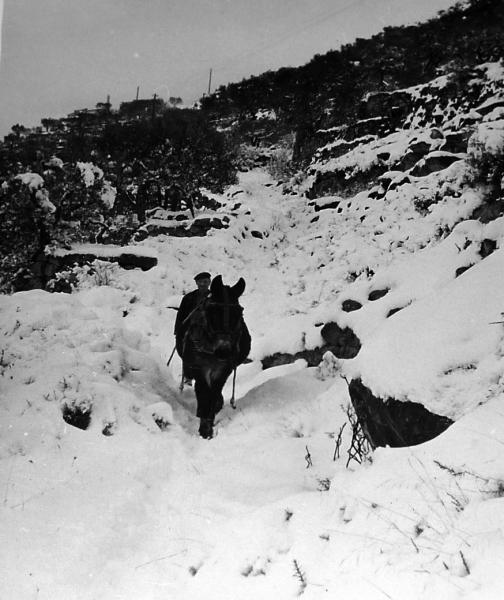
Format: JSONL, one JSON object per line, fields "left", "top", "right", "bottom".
{"left": 321, "top": 322, "right": 361, "bottom": 359}
{"left": 116, "top": 253, "right": 158, "bottom": 271}
{"left": 410, "top": 152, "right": 462, "bottom": 177}
{"left": 368, "top": 288, "right": 389, "bottom": 301}
{"left": 341, "top": 299, "right": 362, "bottom": 313}
{"left": 349, "top": 378, "right": 453, "bottom": 448}
{"left": 408, "top": 140, "right": 431, "bottom": 156}
{"left": 440, "top": 130, "right": 471, "bottom": 154}
{"left": 479, "top": 238, "right": 497, "bottom": 258}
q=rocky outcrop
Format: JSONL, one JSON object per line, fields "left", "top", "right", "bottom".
{"left": 14, "top": 250, "right": 158, "bottom": 292}
{"left": 56, "top": 252, "right": 157, "bottom": 271}
{"left": 345, "top": 117, "right": 393, "bottom": 140}
{"left": 308, "top": 163, "right": 386, "bottom": 199}
{"left": 360, "top": 90, "right": 413, "bottom": 127}
{"left": 470, "top": 198, "right": 504, "bottom": 223}
{"left": 313, "top": 135, "right": 376, "bottom": 163}
{"left": 349, "top": 378, "right": 453, "bottom": 448}
{"left": 262, "top": 320, "right": 362, "bottom": 369}
{"left": 440, "top": 130, "right": 471, "bottom": 154}
{"left": 261, "top": 347, "right": 329, "bottom": 370}
{"left": 410, "top": 151, "right": 463, "bottom": 177}
{"left": 479, "top": 238, "right": 497, "bottom": 258}
{"left": 136, "top": 216, "right": 229, "bottom": 240}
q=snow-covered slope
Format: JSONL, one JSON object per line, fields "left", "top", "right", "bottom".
{"left": 2, "top": 64, "right": 504, "bottom": 600}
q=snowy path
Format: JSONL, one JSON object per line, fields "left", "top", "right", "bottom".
{"left": 3, "top": 168, "right": 504, "bottom": 599}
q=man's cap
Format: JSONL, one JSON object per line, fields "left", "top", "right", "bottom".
{"left": 194, "top": 272, "right": 211, "bottom": 281}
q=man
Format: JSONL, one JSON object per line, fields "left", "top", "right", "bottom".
{"left": 174, "top": 272, "right": 211, "bottom": 384}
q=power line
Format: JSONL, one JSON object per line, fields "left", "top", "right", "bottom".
{"left": 177, "top": 0, "right": 372, "bottom": 97}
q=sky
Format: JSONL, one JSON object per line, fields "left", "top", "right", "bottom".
{"left": 0, "top": 0, "right": 460, "bottom": 138}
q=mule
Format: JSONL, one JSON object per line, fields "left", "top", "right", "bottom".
{"left": 182, "top": 275, "right": 251, "bottom": 439}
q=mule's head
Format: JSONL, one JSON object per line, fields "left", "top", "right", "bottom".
{"left": 205, "top": 275, "right": 245, "bottom": 359}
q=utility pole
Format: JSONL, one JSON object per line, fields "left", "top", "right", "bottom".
{"left": 136, "top": 86, "right": 140, "bottom": 100}
{"left": 207, "top": 68, "right": 213, "bottom": 96}
{"left": 152, "top": 93, "right": 157, "bottom": 121}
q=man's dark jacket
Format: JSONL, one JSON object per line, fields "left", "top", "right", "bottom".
{"left": 174, "top": 290, "right": 208, "bottom": 356}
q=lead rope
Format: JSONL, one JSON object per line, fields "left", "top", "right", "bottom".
{"left": 230, "top": 366, "right": 237, "bottom": 409}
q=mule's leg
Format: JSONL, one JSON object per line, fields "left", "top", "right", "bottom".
{"left": 195, "top": 373, "right": 215, "bottom": 439}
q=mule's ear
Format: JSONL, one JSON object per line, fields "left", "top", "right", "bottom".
{"left": 211, "top": 275, "right": 223, "bottom": 293}
{"left": 231, "top": 277, "right": 246, "bottom": 298}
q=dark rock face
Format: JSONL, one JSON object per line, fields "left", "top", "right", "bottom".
{"left": 321, "top": 321, "right": 361, "bottom": 359}
{"left": 471, "top": 199, "right": 504, "bottom": 224}
{"left": 341, "top": 299, "right": 362, "bottom": 313}
{"left": 440, "top": 130, "right": 470, "bottom": 154}
{"left": 349, "top": 379, "right": 453, "bottom": 448}
{"left": 408, "top": 140, "right": 431, "bottom": 156}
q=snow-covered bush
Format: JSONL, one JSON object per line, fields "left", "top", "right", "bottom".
{"left": 47, "top": 260, "right": 127, "bottom": 293}
{"left": 267, "top": 134, "right": 296, "bottom": 181}
{"left": 466, "top": 137, "right": 504, "bottom": 200}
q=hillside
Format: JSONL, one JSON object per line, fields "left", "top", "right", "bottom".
{"left": 2, "top": 53, "right": 504, "bottom": 595}
{"left": 1, "top": 2, "right": 504, "bottom": 598}
{"left": 202, "top": 0, "right": 504, "bottom": 163}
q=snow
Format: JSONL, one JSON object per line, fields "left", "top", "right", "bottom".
{"left": 52, "top": 243, "right": 158, "bottom": 259}
{"left": 77, "top": 161, "right": 104, "bottom": 187}
{"left": 15, "top": 172, "right": 44, "bottom": 190}
{"left": 3, "top": 66, "right": 504, "bottom": 599}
